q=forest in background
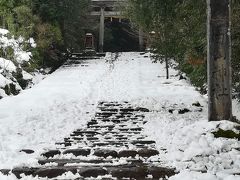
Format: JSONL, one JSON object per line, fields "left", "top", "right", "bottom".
{"left": 0, "top": 0, "right": 89, "bottom": 69}
{"left": 1, "top": 0, "right": 240, "bottom": 98}
{"left": 127, "top": 0, "right": 240, "bottom": 96}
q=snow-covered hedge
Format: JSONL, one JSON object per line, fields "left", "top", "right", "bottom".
{"left": 0, "top": 28, "right": 38, "bottom": 99}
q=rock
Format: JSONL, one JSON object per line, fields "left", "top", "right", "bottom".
{"left": 94, "top": 149, "right": 118, "bottom": 158}
{"left": 192, "top": 101, "right": 202, "bottom": 107}
{"left": 63, "top": 149, "right": 91, "bottom": 156}
{"left": 118, "top": 150, "right": 138, "bottom": 158}
{"left": 79, "top": 167, "right": 108, "bottom": 177}
{"left": 179, "top": 74, "right": 187, "bottom": 80}
{"left": 20, "top": 149, "right": 34, "bottom": 154}
{"left": 41, "top": 150, "right": 61, "bottom": 158}
{"left": 178, "top": 108, "right": 190, "bottom": 114}
{"left": 0, "top": 169, "right": 10, "bottom": 175}
{"left": 138, "top": 149, "right": 159, "bottom": 157}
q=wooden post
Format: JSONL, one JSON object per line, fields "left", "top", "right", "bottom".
{"left": 207, "top": 0, "right": 232, "bottom": 121}
{"left": 99, "top": 7, "right": 105, "bottom": 53}
{"left": 139, "top": 28, "right": 144, "bottom": 51}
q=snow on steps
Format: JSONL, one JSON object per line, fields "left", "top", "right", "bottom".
{"left": 2, "top": 102, "right": 176, "bottom": 179}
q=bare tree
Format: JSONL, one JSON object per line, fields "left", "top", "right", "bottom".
{"left": 207, "top": 0, "right": 232, "bottom": 121}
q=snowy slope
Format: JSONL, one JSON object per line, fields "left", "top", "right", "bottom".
{"left": 0, "top": 52, "right": 239, "bottom": 180}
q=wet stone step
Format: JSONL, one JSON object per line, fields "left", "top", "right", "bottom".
{"left": 126, "top": 159, "right": 144, "bottom": 165}
{"left": 93, "top": 149, "right": 118, "bottom": 158}
{"left": 101, "top": 103, "right": 118, "bottom": 107}
{"left": 79, "top": 167, "right": 108, "bottom": 178}
{"left": 135, "top": 145, "right": 151, "bottom": 149}
{"left": 116, "top": 137, "right": 128, "bottom": 140}
{"left": 88, "top": 125, "right": 101, "bottom": 128}
{"left": 120, "top": 131, "right": 141, "bottom": 135}
{"left": 72, "top": 137, "right": 84, "bottom": 141}
{"left": 33, "top": 167, "right": 78, "bottom": 178}
{"left": 93, "top": 142, "right": 125, "bottom": 147}
{"left": 132, "top": 140, "right": 156, "bottom": 145}
{"left": 119, "top": 112, "right": 133, "bottom": 118}
{"left": 38, "top": 159, "right": 112, "bottom": 166}
{"left": 120, "top": 108, "right": 135, "bottom": 112}
{"left": 55, "top": 142, "right": 72, "bottom": 147}
{"left": 12, "top": 167, "right": 39, "bottom": 179}
{"left": 118, "top": 150, "right": 138, "bottom": 158}
{"left": 63, "top": 149, "right": 91, "bottom": 156}
{"left": 138, "top": 149, "right": 159, "bottom": 157}
{"left": 42, "top": 150, "right": 61, "bottom": 158}
{"left": 110, "top": 119, "right": 121, "bottom": 123}
{"left": 109, "top": 166, "right": 148, "bottom": 179}
{"left": 96, "top": 112, "right": 117, "bottom": 116}
{"left": 135, "top": 115, "right": 145, "bottom": 118}
{"left": 100, "top": 109, "right": 118, "bottom": 112}
{"left": 118, "top": 127, "right": 142, "bottom": 132}
{"left": 71, "top": 131, "right": 100, "bottom": 136}
{"left": 135, "top": 107, "right": 150, "bottom": 112}
{"left": 87, "top": 121, "right": 98, "bottom": 127}
{"left": 102, "top": 119, "right": 111, "bottom": 122}
{"left": 148, "top": 166, "right": 176, "bottom": 179}
{"left": 87, "top": 137, "right": 99, "bottom": 141}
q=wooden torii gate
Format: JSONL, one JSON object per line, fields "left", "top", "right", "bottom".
{"left": 90, "top": 0, "right": 144, "bottom": 52}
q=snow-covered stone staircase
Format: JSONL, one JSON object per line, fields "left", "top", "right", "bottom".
{"left": 6, "top": 102, "right": 176, "bottom": 179}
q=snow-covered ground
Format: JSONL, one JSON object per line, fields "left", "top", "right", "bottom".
{"left": 0, "top": 52, "right": 239, "bottom": 180}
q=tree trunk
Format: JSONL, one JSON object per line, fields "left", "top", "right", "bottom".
{"left": 99, "top": 7, "right": 105, "bottom": 53}
{"left": 139, "top": 28, "right": 144, "bottom": 51}
{"left": 165, "top": 57, "right": 169, "bottom": 79}
{"left": 207, "top": 0, "right": 232, "bottom": 121}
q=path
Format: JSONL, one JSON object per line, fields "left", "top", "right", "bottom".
{"left": 0, "top": 53, "right": 177, "bottom": 179}
{"left": 7, "top": 101, "right": 176, "bottom": 179}
{"left": 0, "top": 52, "right": 239, "bottom": 180}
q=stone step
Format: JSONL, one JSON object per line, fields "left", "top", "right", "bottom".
{"left": 11, "top": 165, "right": 176, "bottom": 179}
{"left": 38, "top": 159, "right": 112, "bottom": 166}
{"left": 63, "top": 149, "right": 91, "bottom": 156}
{"left": 132, "top": 140, "right": 156, "bottom": 145}
{"left": 6, "top": 102, "right": 176, "bottom": 180}
{"left": 41, "top": 150, "right": 61, "bottom": 158}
